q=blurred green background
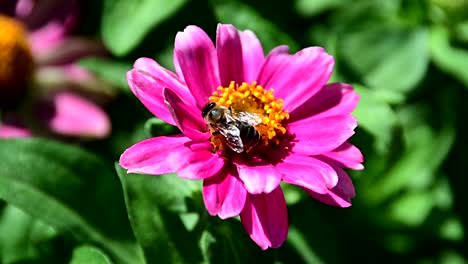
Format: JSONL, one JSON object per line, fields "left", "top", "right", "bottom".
{"left": 1, "top": 0, "right": 468, "bottom": 263}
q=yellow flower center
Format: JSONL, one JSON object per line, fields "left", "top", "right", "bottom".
{"left": 209, "top": 81, "right": 289, "bottom": 153}
{"left": 0, "top": 15, "right": 34, "bottom": 95}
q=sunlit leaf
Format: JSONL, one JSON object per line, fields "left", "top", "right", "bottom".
{"left": 352, "top": 85, "right": 399, "bottom": 153}
{"left": 364, "top": 104, "right": 455, "bottom": 205}
{"left": 69, "top": 245, "right": 112, "bottom": 264}
{"left": 439, "top": 217, "right": 464, "bottom": 242}
{"left": 388, "top": 191, "right": 433, "bottom": 227}
{"left": 115, "top": 164, "right": 203, "bottom": 264}
{"left": 294, "top": 0, "right": 348, "bottom": 17}
{"left": 0, "top": 205, "right": 56, "bottom": 263}
{"left": 143, "top": 117, "right": 179, "bottom": 138}
{"left": 287, "top": 227, "right": 326, "bottom": 264}
{"left": 101, "top": 0, "right": 188, "bottom": 56}
{"left": 0, "top": 139, "right": 142, "bottom": 264}
{"left": 432, "top": 177, "right": 453, "bottom": 210}
{"left": 339, "top": 25, "right": 429, "bottom": 94}
{"left": 454, "top": 20, "right": 468, "bottom": 42}
{"left": 430, "top": 25, "right": 468, "bottom": 89}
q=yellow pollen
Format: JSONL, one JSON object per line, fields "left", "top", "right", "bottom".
{"left": 209, "top": 81, "right": 290, "bottom": 149}
{"left": 0, "top": 15, "right": 34, "bottom": 89}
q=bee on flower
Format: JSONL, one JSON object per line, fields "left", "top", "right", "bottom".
{"left": 120, "top": 24, "right": 363, "bottom": 249}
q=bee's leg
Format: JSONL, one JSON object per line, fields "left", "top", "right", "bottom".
{"left": 209, "top": 133, "right": 225, "bottom": 153}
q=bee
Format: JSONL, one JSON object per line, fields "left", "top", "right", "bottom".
{"left": 202, "top": 102, "right": 262, "bottom": 153}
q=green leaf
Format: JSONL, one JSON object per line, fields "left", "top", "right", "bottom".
{"left": 143, "top": 117, "right": 179, "bottom": 138}
{"left": 430, "top": 25, "right": 468, "bottom": 89}
{"left": 79, "top": 57, "right": 132, "bottom": 92}
{"left": 295, "top": 0, "right": 348, "bottom": 17}
{"left": 437, "top": 250, "right": 467, "bottom": 264}
{"left": 0, "top": 138, "right": 142, "bottom": 264}
{"left": 0, "top": 205, "right": 56, "bottom": 263}
{"left": 287, "top": 227, "right": 326, "bottom": 264}
{"left": 388, "top": 191, "right": 434, "bottom": 227}
{"left": 213, "top": 1, "right": 299, "bottom": 52}
{"left": 439, "top": 217, "right": 464, "bottom": 242}
{"left": 339, "top": 25, "right": 429, "bottom": 94}
{"left": 281, "top": 182, "right": 305, "bottom": 205}
{"left": 101, "top": 0, "right": 188, "bottom": 56}
{"left": 430, "top": 0, "right": 468, "bottom": 23}
{"left": 454, "top": 20, "right": 468, "bottom": 42}
{"left": 115, "top": 164, "right": 203, "bottom": 264}
{"left": 352, "top": 85, "right": 399, "bottom": 153}
{"left": 199, "top": 230, "right": 216, "bottom": 262}
{"left": 364, "top": 104, "right": 455, "bottom": 205}
{"left": 201, "top": 219, "right": 274, "bottom": 264}
{"left": 308, "top": 26, "right": 343, "bottom": 83}
{"left": 69, "top": 245, "right": 112, "bottom": 264}
{"left": 331, "top": 0, "right": 400, "bottom": 24}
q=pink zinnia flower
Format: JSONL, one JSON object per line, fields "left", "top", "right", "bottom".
{"left": 0, "top": 0, "right": 110, "bottom": 139}
{"left": 120, "top": 24, "right": 363, "bottom": 249}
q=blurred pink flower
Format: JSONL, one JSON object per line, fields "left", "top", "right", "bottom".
{"left": 0, "top": 0, "right": 110, "bottom": 139}
{"left": 0, "top": 120, "right": 32, "bottom": 138}
{"left": 120, "top": 24, "right": 363, "bottom": 249}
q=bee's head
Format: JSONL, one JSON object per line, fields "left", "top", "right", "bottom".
{"left": 201, "top": 102, "right": 217, "bottom": 118}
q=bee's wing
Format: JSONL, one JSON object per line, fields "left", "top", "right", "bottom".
{"left": 217, "top": 123, "right": 244, "bottom": 153}
{"left": 235, "top": 111, "right": 262, "bottom": 126}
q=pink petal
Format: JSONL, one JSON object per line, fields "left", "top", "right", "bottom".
{"left": 134, "top": 57, "right": 190, "bottom": 97}
{"left": 27, "top": 0, "right": 79, "bottom": 55}
{"left": 303, "top": 160, "right": 355, "bottom": 207}
{"left": 120, "top": 135, "right": 191, "bottom": 175}
{"left": 321, "top": 142, "right": 364, "bottom": 170}
{"left": 202, "top": 164, "right": 247, "bottom": 219}
{"left": 254, "top": 46, "right": 291, "bottom": 90}
{"left": 240, "top": 187, "right": 288, "bottom": 250}
{"left": 276, "top": 154, "right": 338, "bottom": 194}
{"left": 15, "top": 0, "right": 34, "bottom": 18}
{"left": 121, "top": 135, "right": 222, "bottom": 179}
{"left": 29, "top": 21, "right": 66, "bottom": 56}
{"left": 127, "top": 58, "right": 194, "bottom": 126}
{"left": 237, "top": 161, "right": 282, "bottom": 195}
{"left": 176, "top": 141, "right": 225, "bottom": 180}
{"left": 0, "top": 123, "right": 33, "bottom": 138}
{"left": 175, "top": 26, "right": 220, "bottom": 109}
{"left": 240, "top": 30, "right": 264, "bottom": 83}
{"left": 36, "top": 91, "right": 110, "bottom": 138}
{"left": 216, "top": 24, "right": 244, "bottom": 86}
{"left": 288, "top": 83, "right": 359, "bottom": 123}
{"left": 257, "top": 47, "right": 334, "bottom": 113}
{"left": 163, "top": 88, "right": 210, "bottom": 141}
{"left": 268, "top": 45, "right": 290, "bottom": 57}
{"left": 254, "top": 46, "right": 289, "bottom": 86}
{"left": 288, "top": 115, "right": 357, "bottom": 155}
{"left": 173, "top": 50, "right": 184, "bottom": 83}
